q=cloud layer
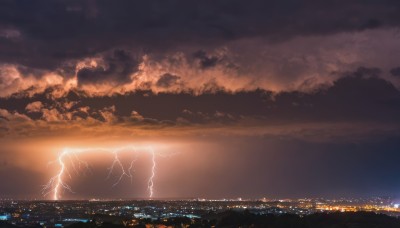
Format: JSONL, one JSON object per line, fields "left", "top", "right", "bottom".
{"left": 1, "top": 1, "right": 400, "bottom": 97}
{"left": 0, "top": 69, "right": 399, "bottom": 142}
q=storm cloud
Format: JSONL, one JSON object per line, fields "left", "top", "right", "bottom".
{"left": 76, "top": 49, "right": 139, "bottom": 85}
{"left": 0, "top": 1, "right": 399, "bottom": 90}
{"left": 0, "top": 68, "right": 399, "bottom": 142}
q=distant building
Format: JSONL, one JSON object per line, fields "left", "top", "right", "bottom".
{"left": 0, "top": 214, "right": 11, "bottom": 221}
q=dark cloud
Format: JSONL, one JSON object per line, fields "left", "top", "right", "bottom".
{"left": 346, "top": 66, "right": 381, "bottom": 78}
{"left": 193, "top": 50, "right": 220, "bottom": 69}
{"left": 16, "top": 66, "right": 48, "bottom": 78}
{"left": 1, "top": 0, "right": 400, "bottom": 70}
{"left": 390, "top": 67, "right": 400, "bottom": 77}
{"left": 156, "top": 73, "right": 180, "bottom": 88}
{"left": 95, "top": 71, "right": 399, "bottom": 124}
{"left": 77, "top": 49, "right": 139, "bottom": 85}
{"left": 1, "top": 68, "right": 400, "bottom": 129}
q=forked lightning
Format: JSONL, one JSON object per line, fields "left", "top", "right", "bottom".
{"left": 43, "top": 146, "right": 157, "bottom": 200}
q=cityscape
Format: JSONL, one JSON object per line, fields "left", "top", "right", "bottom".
{"left": 1, "top": 197, "right": 400, "bottom": 227}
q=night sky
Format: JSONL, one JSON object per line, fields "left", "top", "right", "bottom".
{"left": 1, "top": 0, "right": 400, "bottom": 200}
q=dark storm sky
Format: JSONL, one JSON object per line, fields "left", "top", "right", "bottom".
{"left": 1, "top": 0, "right": 400, "bottom": 199}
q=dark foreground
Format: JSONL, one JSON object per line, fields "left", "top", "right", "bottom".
{"left": 2, "top": 211, "right": 400, "bottom": 228}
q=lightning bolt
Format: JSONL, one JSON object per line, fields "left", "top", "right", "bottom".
{"left": 148, "top": 148, "right": 156, "bottom": 198}
{"left": 43, "top": 146, "right": 159, "bottom": 200}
